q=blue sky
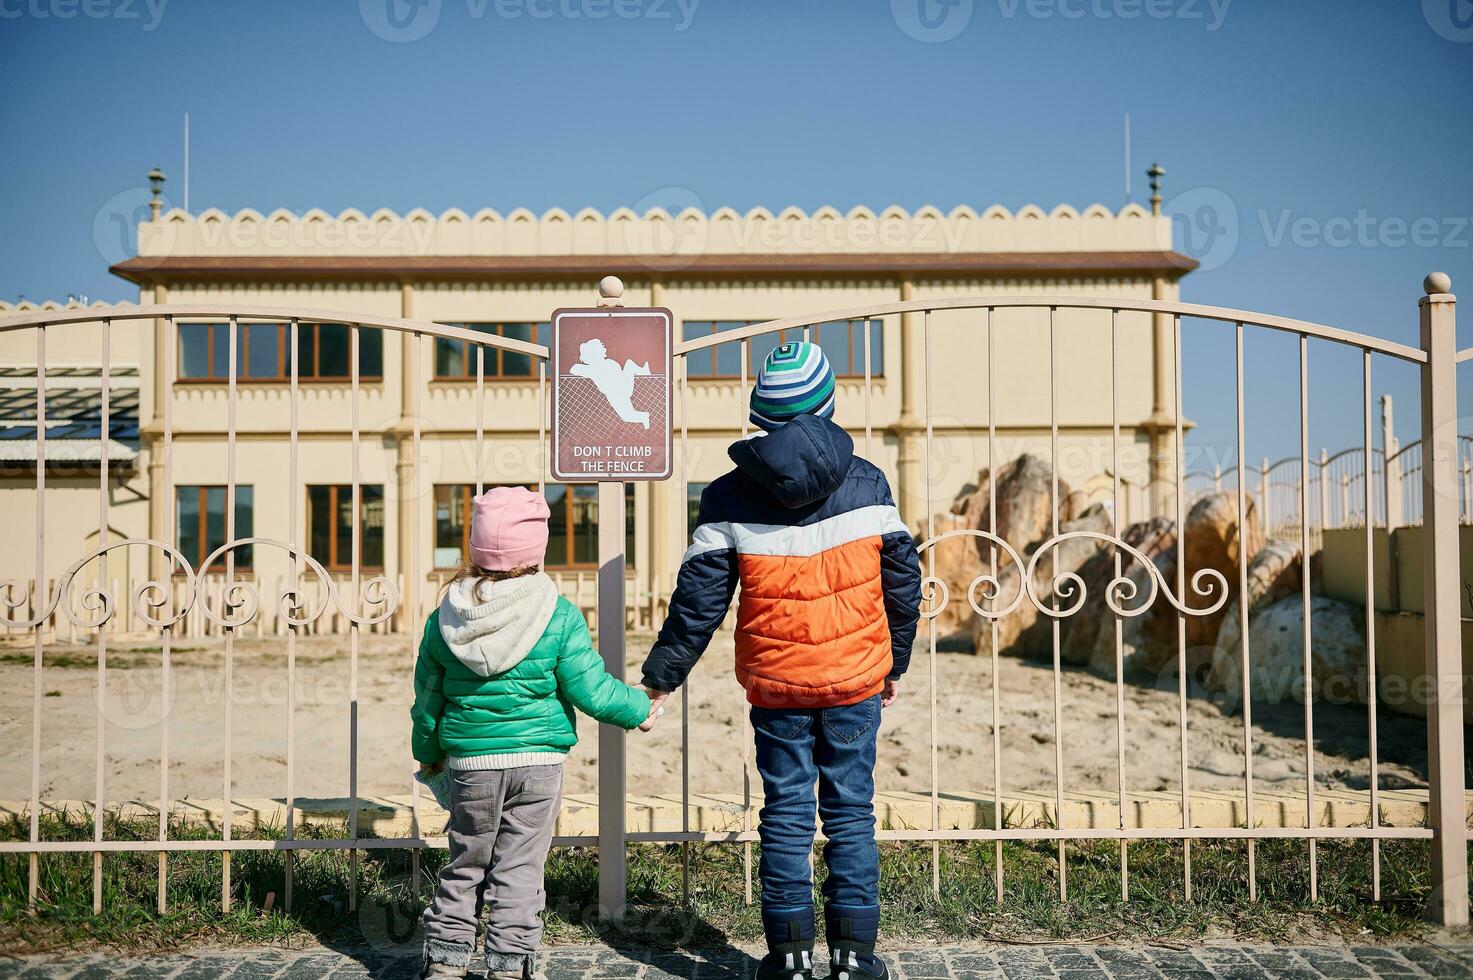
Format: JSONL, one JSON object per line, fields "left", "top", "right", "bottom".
{"left": 1, "top": 0, "right": 1470, "bottom": 466}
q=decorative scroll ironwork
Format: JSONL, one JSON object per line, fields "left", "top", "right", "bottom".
{"left": 3, "top": 536, "right": 400, "bottom": 632}
{"left": 915, "top": 528, "right": 1230, "bottom": 622}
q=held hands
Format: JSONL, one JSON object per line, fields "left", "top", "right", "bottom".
{"left": 881, "top": 678, "right": 900, "bottom": 708}
{"left": 419, "top": 760, "right": 445, "bottom": 777}
{"left": 637, "top": 684, "right": 670, "bottom": 732}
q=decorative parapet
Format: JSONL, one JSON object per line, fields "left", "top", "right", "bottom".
{"left": 0, "top": 298, "right": 136, "bottom": 314}
{"left": 135, "top": 203, "right": 1170, "bottom": 258}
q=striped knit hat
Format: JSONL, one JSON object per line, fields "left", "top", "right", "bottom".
{"left": 749, "top": 341, "right": 836, "bottom": 431}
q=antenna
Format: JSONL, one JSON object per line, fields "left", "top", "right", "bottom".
{"left": 183, "top": 112, "right": 190, "bottom": 213}
{"left": 1125, "top": 113, "right": 1137, "bottom": 203}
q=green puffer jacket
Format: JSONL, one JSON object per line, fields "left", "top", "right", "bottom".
{"left": 411, "top": 572, "right": 650, "bottom": 767}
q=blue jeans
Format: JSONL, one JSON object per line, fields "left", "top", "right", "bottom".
{"left": 750, "top": 693, "right": 881, "bottom": 922}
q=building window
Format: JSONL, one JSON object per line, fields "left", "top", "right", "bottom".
{"left": 686, "top": 482, "right": 709, "bottom": 544}
{"left": 434, "top": 323, "right": 549, "bottom": 380}
{"left": 307, "top": 484, "right": 385, "bottom": 570}
{"left": 681, "top": 319, "right": 881, "bottom": 379}
{"left": 176, "top": 485, "right": 253, "bottom": 570}
{"left": 434, "top": 483, "right": 633, "bottom": 570}
{"left": 178, "top": 322, "right": 382, "bottom": 381}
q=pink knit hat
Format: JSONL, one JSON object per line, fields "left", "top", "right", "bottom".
{"left": 470, "top": 487, "right": 550, "bottom": 571}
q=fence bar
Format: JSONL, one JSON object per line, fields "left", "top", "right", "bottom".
{"left": 348, "top": 324, "right": 362, "bottom": 912}
{"left": 679, "top": 354, "right": 691, "bottom": 905}
{"left": 1111, "top": 310, "right": 1128, "bottom": 900}
{"left": 476, "top": 346, "right": 485, "bottom": 494}
{"left": 222, "top": 315, "right": 238, "bottom": 911}
{"left": 27, "top": 325, "right": 45, "bottom": 909}
{"left": 739, "top": 338, "right": 753, "bottom": 905}
{"left": 1048, "top": 307, "right": 1066, "bottom": 899}
{"left": 1173, "top": 315, "right": 1191, "bottom": 899}
{"left": 539, "top": 360, "right": 547, "bottom": 494}
{"left": 158, "top": 316, "right": 175, "bottom": 913}
{"left": 863, "top": 317, "right": 873, "bottom": 458}
{"left": 986, "top": 308, "right": 1003, "bottom": 900}
{"left": 1235, "top": 324, "right": 1257, "bottom": 900}
{"left": 923, "top": 309, "right": 939, "bottom": 897}
{"left": 1418, "top": 275, "right": 1468, "bottom": 927}
{"left": 92, "top": 320, "right": 110, "bottom": 914}
{"left": 1362, "top": 350, "right": 1381, "bottom": 900}
{"left": 1298, "top": 334, "right": 1318, "bottom": 899}
{"left": 409, "top": 332, "right": 425, "bottom": 903}
{"left": 285, "top": 318, "right": 300, "bottom": 911}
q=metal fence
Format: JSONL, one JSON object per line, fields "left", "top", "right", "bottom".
{"left": 0, "top": 276, "right": 1467, "bottom": 927}
{"left": 1186, "top": 434, "right": 1473, "bottom": 538}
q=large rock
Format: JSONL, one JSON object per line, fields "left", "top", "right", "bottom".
{"left": 1071, "top": 494, "right": 1253, "bottom": 678}
{"left": 1207, "top": 593, "right": 1368, "bottom": 706}
{"left": 972, "top": 503, "right": 1112, "bottom": 660}
{"left": 1181, "top": 492, "right": 1264, "bottom": 653}
{"left": 1059, "top": 494, "right": 1254, "bottom": 681}
{"left": 923, "top": 511, "right": 985, "bottom": 636}
{"left": 922, "top": 454, "right": 1076, "bottom": 644}
{"left": 1059, "top": 517, "right": 1178, "bottom": 676}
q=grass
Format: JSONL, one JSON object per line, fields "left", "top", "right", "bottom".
{"left": 0, "top": 810, "right": 1455, "bottom": 956}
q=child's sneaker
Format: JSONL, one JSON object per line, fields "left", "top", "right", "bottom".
{"left": 829, "top": 944, "right": 889, "bottom": 980}
{"left": 419, "top": 961, "right": 467, "bottom": 980}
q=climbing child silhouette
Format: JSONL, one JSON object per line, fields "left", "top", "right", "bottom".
{"left": 569, "top": 337, "right": 651, "bottom": 429}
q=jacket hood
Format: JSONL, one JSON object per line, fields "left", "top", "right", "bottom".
{"left": 728, "top": 414, "right": 854, "bottom": 508}
{"left": 437, "top": 572, "right": 559, "bottom": 677}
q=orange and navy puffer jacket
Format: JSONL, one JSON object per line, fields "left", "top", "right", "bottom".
{"left": 641, "top": 415, "right": 923, "bottom": 708}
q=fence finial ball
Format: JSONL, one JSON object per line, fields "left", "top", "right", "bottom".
{"left": 1424, "top": 271, "right": 1452, "bottom": 295}
{"left": 598, "top": 275, "right": 624, "bottom": 301}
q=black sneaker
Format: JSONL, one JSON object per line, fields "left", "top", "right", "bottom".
{"left": 828, "top": 943, "right": 889, "bottom": 980}
{"left": 754, "top": 942, "right": 815, "bottom": 980}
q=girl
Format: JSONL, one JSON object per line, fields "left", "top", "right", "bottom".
{"left": 412, "top": 486, "right": 654, "bottom": 979}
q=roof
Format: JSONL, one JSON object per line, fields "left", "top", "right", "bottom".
{"left": 0, "top": 367, "right": 140, "bottom": 465}
{"left": 0, "top": 438, "right": 138, "bottom": 464}
{"left": 110, "top": 250, "right": 1198, "bottom": 284}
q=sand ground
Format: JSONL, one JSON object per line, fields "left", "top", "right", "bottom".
{"left": 0, "top": 630, "right": 1431, "bottom": 808}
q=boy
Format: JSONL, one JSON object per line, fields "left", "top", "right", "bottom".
{"left": 641, "top": 342, "right": 922, "bottom": 980}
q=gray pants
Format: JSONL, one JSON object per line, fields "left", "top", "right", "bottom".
{"left": 422, "top": 764, "right": 563, "bottom": 973}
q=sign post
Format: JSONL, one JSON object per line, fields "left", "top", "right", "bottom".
{"left": 551, "top": 276, "right": 672, "bottom": 922}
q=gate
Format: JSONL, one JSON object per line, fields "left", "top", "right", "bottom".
{"left": 0, "top": 274, "right": 1466, "bottom": 926}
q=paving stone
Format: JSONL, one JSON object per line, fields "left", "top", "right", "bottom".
{"left": 1398, "top": 946, "right": 1471, "bottom": 977}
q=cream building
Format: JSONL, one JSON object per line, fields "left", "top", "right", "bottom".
{"left": 0, "top": 184, "right": 1195, "bottom": 634}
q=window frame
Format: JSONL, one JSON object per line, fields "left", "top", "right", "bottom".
{"left": 175, "top": 484, "right": 254, "bottom": 572}
{"left": 433, "top": 482, "right": 634, "bottom": 571}
{"left": 680, "top": 319, "right": 882, "bottom": 379}
{"left": 176, "top": 322, "right": 383, "bottom": 383}
{"left": 432, "top": 322, "right": 548, "bottom": 381}
{"left": 306, "top": 483, "right": 386, "bottom": 572}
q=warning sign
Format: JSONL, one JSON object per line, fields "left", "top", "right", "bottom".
{"left": 550, "top": 308, "right": 673, "bottom": 482}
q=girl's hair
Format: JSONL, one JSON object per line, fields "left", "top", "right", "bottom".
{"left": 443, "top": 557, "right": 540, "bottom": 602}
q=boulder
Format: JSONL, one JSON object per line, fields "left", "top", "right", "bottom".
{"left": 1207, "top": 593, "right": 1368, "bottom": 706}
{"left": 922, "top": 453, "right": 1076, "bottom": 646}
{"left": 1181, "top": 492, "right": 1264, "bottom": 653}
{"left": 1057, "top": 517, "right": 1179, "bottom": 676}
{"left": 972, "top": 503, "right": 1112, "bottom": 660}
{"left": 924, "top": 511, "right": 985, "bottom": 636}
